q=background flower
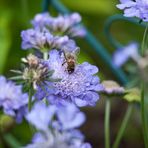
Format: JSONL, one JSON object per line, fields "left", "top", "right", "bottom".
{"left": 0, "top": 76, "right": 28, "bottom": 117}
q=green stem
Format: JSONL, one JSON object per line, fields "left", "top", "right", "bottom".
{"left": 43, "top": 52, "right": 48, "bottom": 60}
{"left": 43, "top": 52, "right": 49, "bottom": 106}
{"left": 112, "top": 103, "right": 133, "bottom": 148}
{"left": 28, "top": 83, "right": 33, "bottom": 111}
{"left": 141, "top": 83, "right": 148, "bottom": 148}
{"left": 3, "top": 134, "right": 21, "bottom": 148}
{"left": 105, "top": 98, "right": 111, "bottom": 148}
{"left": 141, "top": 25, "right": 148, "bottom": 56}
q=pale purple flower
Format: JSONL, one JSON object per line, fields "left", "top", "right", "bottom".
{"left": 31, "top": 12, "right": 86, "bottom": 37}
{"left": 56, "top": 103, "right": 86, "bottom": 130}
{"left": 113, "top": 42, "right": 139, "bottom": 67}
{"left": 21, "top": 28, "right": 69, "bottom": 50}
{"left": 0, "top": 76, "right": 28, "bottom": 117}
{"left": 26, "top": 102, "right": 56, "bottom": 131}
{"left": 117, "top": 0, "right": 148, "bottom": 21}
{"left": 24, "top": 102, "right": 91, "bottom": 148}
{"left": 35, "top": 50, "right": 103, "bottom": 107}
{"left": 26, "top": 102, "right": 85, "bottom": 131}
{"left": 24, "top": 130, "right": 91, "bottom": 148}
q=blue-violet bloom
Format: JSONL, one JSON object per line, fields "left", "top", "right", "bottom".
{"left": 35, "top": 50, "right": 103, "bottom": 107}
{"left": 0, "top": 76, "right": 28, "bottom": 117}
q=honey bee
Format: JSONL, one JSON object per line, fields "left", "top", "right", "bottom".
{"left": 62, "top": 48, "right": 80, "bottom": 74}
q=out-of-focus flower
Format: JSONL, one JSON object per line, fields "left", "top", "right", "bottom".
{"left": 117, "top": 0, "right": 148, "bottom": 22}
{"left": 56, "top": 103, "right": 85, "bottom": 130}
{"left": 0, "top": 76, "right": 28, "bottom": 117}
{"left": 25, "top": 102, "right": 91, "bottom": 148}
{"left": 31, "top": 12, "right": 86, "bottom": 37}
{"left": 102, "top": 80, "right": 125, "bottom": 95}
{"left": 26, "top": 102, "right": 56, "bottom": 131}
{"left": 113, "top": 42, "right": 140, "bottom": 67}
{"left": 26, "top": 102, "right": 85, "bottom": 131}
{"left": 24, "top": 130, "right": 91, "bottom": 148}
{"left": 35, "top": 50, "right": 103, "bottom": 107}
{"left": 21, "top": 28, "right": 69, "bottom": 51}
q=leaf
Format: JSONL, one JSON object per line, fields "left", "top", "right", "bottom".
{"left": 9, "top": 76, "right": 23, "bottom": 80}
{"left": 10, "top": 69, "right": 22, "bottom": 74}
{"left": 124, "top": 88, "right": 141, "bottom": 102}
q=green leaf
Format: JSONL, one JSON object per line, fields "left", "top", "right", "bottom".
{"left": 124, "top": 88, "right": 141, "bottom": 102}
{"left": 9, "top": 76, "right": 23, "bottom": 80}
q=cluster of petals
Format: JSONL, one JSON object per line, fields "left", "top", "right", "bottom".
{"left": 0, "top": 76, "right": 28, "bottom": 117}
{"left": 25, "top": 102, "right": 91, "bottom": 148}
{"left": 117, "top": 0, "right": 148, "bottom": 22}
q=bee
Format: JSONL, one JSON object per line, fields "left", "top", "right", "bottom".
{"left": 62, "top": 48, "right": 80, "bottom": 74}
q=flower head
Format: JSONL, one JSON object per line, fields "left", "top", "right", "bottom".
{"left": 25, "top": 102, "right": 90, "bottom": 148}
{"left": 35, "top": 50, "right": 103, "bottom": 107}
{"left": 113, "top": 42, "right": 139, "bottom": 67}
{"left": 102, "top": 80, "right": 125, "bottom": 95}
{"left": 26, "top": 102, "right": 56, "bottom": 131}
{"left": 31, "top": 12, "right": 86, "bottom": 37}
{"left": 21, "top": 28, "right": 69, "bottom": 51}
{"left": 0, "top": 76, "right": 28, "bottom": 117}
{"left": 24, "top": 130, "right": 91, "bottom": 148}
{"left": 117, "top": 0, "right": 148, "bottom": 22}
{"left": 56, "top": 103, "right": 85, "bottom": 130}
{"left": 26, "top": 102, "right": 85, "bottom": 131}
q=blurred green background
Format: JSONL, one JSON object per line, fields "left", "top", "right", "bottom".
{"left": 0, "top": 0, "right": 145, "bottom": 148}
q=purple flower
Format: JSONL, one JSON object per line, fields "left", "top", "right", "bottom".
{"left": 24, "top": 130, "right": 91, "bottom": 148}
{"left": 0, "top": 76, "right": 28, "bottom": 117}
{"left": 35, "top": 50, "right": 103, "bottom": 107}
{"left": 26, "top": 102, "right": 85, "bottom": 131}
{"left": 56, "top": 103, "right": 86, "bottom": 130}
{"left": 24, "top": 100, "right": 91, "bottom": 148}
{"left": 21, "top": 28, "right": 69, "bottom": 51}
{"left": 26, "top": 102, "right": 56, "bottom": 131}
{"left": 31, "top": 12, "right": 86, "bottom": 37}
{"left": 117, "top": 0, "right": 148, "bottom": 21}
{"left": 113, "top": 42, "right": 139, "bottom": 67}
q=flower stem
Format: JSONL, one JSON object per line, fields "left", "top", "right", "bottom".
{"left": 3, "top": 134, "right": 21, "bottom": 148}
{"left": 105, "top": 98, "right": 111, "bottom": 148}
{"left": 28, "top": 83, "right": 33, "bottom": 111}
{"left": 141, "top": 83, "right": 148, "bottom": 148}
{"left": 112, "top": 103, "right": 133, "bottom": 148}
{"left": 43, "top": 52, "right": 49, "bottom": 105}
{"left": 43, "top": 52, "right": 48, "bottom": 60}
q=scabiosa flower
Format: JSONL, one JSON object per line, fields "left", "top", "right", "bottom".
{"left": 12, "top": 54, "right": 55, "bottom": 90}
{"left": 24, "top": 102, "right": 91, "bottom": 148}
{"left": 102, "top": 80, "right": 125, "bottom": 95}
{"left": 32, "top": 12, "right": 86, "bottom": 37}
{"left": 113, "top": 42, "right": 140, "bottom": 67}
{"left": 21, "top": 28, "right": 69, "bottom": 51}
{"left": 24, "top": 130, "right": 91, "bottom": 148}
{"left": 117, "top": 0, "right": 148, "bottom": 22}
{"left": 26, "top": 102, "right": 56, "bottom": 131}
{"left": 0, "top": 76, "right": 28, "bottom": 117}
{"left": 55, "top": 103, "right": 85, "bottom": 130}
{"left": 35, "top": 50, "right": 103, "bottom": 107}
{"left": 25, "top": 102, "right": 85, "bottom": 131}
